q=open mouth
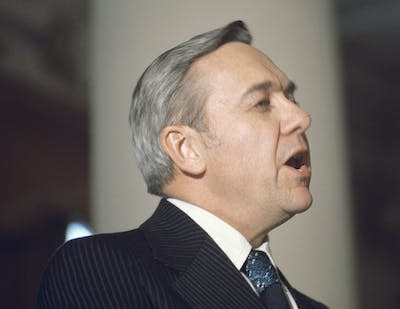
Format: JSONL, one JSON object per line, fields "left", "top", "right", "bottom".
{"left": 285, "top": 151, "right": 308, "bottom": 170}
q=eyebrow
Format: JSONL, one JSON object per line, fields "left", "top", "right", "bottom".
{"left": 242, "top": 81, "right": 272, "bottom": 98}
{"left": 242, "top": 80, "right": 297, "bottom": 99}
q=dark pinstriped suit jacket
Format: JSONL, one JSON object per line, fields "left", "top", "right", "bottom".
{"left": 36, "top": 199, "right": 328, "bottom": 308}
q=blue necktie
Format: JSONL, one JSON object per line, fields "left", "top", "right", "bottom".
{"left": 244, "top": 250, "right": 290, "bottom": 308}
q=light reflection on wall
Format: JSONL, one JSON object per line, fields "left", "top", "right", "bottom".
{"left": 65, "top": 221, "right": 93, "bottom": 242}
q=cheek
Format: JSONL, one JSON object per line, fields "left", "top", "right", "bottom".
{"left": 210, "top": 120, "right": 279, "bottom": 177}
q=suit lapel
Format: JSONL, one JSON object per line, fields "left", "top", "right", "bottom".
{"left": 173, "top": 236, "right": 263, "bottom": 308}
{"left": 141, "top": 199, "right": 264, "bottom": 309}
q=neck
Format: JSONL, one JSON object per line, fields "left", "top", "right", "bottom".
{"left": 163, "top": 180, "right": 290, "bottom": 247}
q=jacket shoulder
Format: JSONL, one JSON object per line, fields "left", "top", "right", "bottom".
{"left": 36, "top": 229, "right": 155, "bottom": 308}
{"left": 47, "top": 228, "right": 150, "bottom": 273}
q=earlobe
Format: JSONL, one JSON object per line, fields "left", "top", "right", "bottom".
{"left": 160, "top": 126, "right": 206, "bottom": 176}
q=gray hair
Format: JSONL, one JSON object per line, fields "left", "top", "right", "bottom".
{"left": 129, "top": 20, "right": 252, "bottom": 196}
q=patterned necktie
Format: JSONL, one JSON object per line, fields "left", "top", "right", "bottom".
{"left": 244, "top": 250, "right": 290, "bottom": 309}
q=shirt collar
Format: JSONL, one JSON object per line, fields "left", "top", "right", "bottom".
{"left": 167, "top": 198, "right": 275, "bottom": 270}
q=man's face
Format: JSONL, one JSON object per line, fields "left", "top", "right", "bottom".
{"left": 193, "top": 42, "right": 312, "bottom": 228}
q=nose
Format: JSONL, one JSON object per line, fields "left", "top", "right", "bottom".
{"left": 279, "top": 99, "right": 311, "bottom": 135}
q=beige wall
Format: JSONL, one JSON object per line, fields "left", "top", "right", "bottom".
{"left": 89, "top": 1, "right": 357, "bottom": 308}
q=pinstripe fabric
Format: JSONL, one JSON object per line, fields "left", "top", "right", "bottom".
{"left": 36, "top": 199, "right": 328, "bottom": 308}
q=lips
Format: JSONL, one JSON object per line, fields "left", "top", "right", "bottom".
{"left": 284, "top": 149, "right": 310, "bottom": 170}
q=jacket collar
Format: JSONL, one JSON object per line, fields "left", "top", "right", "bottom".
{"left": 140, "top": 199, "right": 264, "bottom": 309}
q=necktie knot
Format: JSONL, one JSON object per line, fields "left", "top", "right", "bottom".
{"left": 244, "top": 250, "right": 280, "bottom": 295}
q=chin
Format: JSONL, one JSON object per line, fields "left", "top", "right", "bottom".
{"left": 285, "top": 190, "right": 313, "bottom": 214}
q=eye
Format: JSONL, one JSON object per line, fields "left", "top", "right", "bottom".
{"left": 256, "top": 99, "right": 270, "bottom": 108}
{"left": 291, "top": 98, "right": 299, "bottom": 105}
{"left": 286, "top": 93, "right": 299, "bottom": 105}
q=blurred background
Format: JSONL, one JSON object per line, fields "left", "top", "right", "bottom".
{"left": 0, "top": 1, "right": 399, "bottom": 308}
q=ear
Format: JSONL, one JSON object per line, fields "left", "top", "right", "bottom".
{"left": 160, "top": 125, "right": 206, "bottom": 176}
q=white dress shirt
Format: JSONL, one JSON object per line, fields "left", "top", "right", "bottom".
{"left": 168, "top": 198, "right": 298, "bottom": 309}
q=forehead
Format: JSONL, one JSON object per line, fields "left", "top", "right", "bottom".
{"left": 191, "top": 42, "right": 289, "bottom": 99}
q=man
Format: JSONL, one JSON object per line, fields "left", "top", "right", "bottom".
{"left": 37, "top": 21, "right": 328, "bottom": 308}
